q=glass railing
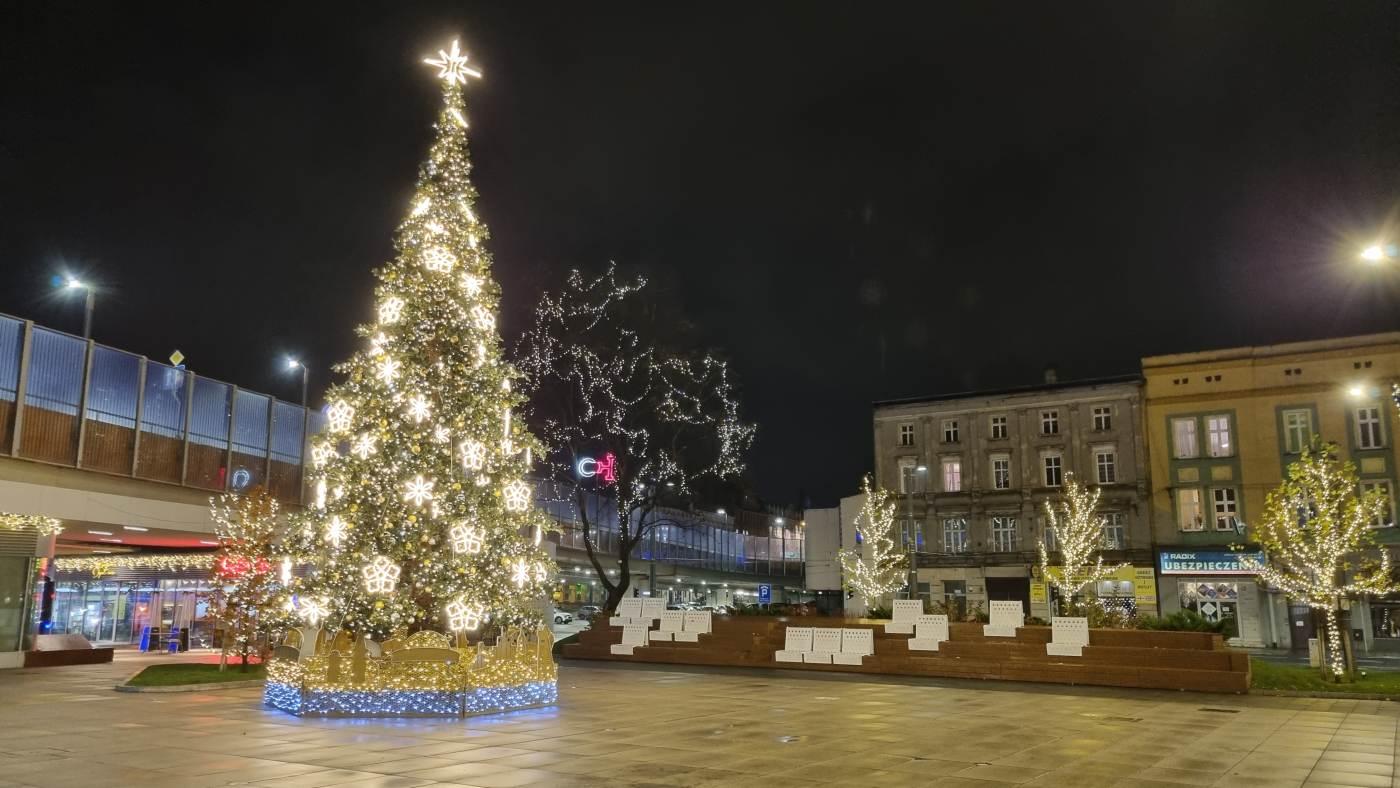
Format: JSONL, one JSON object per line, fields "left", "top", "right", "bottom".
{"left": 0, "top": 313, "right": 315, "bottom": 503}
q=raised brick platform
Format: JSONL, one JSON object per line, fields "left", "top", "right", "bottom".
{"left": 561, "top": 617, "right": 1249, "bottom": 693}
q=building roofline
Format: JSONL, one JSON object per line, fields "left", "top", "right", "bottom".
{"left": 1142, "top": 332, "right": 1400, "bottom": 369}
{"left": 872, "top": 373, "right": 1142, "bottom": 409}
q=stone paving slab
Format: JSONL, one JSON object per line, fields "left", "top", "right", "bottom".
{"left": 2, "top": 652, "right": 1400, "bottom": 787}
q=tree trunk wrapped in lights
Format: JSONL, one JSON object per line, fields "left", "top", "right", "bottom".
{"left": 1038, "top": 472, "right": 1127, "bottom": 616}
{"left": 837, "top": 477, "right": 907, "bottom": 612}
{"left": 1246, "top": 443, "right": 1398, "bottom": 680}
{"left": 209, "top": 487, "right": 286, "bottom": 671}
{"left": 289, "top": 39, "right": 553, "bottom": 642}
{"left": 516, "top": 264, "right": 755, "bottom": 614}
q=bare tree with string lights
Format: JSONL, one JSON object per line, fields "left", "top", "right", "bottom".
{"left": 1244, "top": 442, "right": 1398, "bottom": 681}
{"left": 516, "top": 264, "right": 755, "bottom": 613}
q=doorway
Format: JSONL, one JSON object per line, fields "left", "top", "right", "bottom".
{"left": 985, "top": 577, "right": 1030, "bottom": 617}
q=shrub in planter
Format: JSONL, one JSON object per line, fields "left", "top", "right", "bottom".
{"left": 1136, "top": 609, "right": 1234, "bottom": 635}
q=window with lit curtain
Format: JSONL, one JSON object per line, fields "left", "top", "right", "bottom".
{"left": 942, "top": 458, "right": 961, "bottom": 492}
{"left": 1172, "top": 417, "right": 1198, "bottom": 459}
{"left": 1177, "top": 488, "right": 1204, "bottom": 531}
{"left": 1206, "top": 415, "right": 1232, "bottom": 457}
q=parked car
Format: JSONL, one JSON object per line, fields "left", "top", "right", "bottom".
{"left": 575, "top": 605, "right": 602, "bottom": 621}
{"left": 552, "top": 610, "right": 574, "bottom": 624}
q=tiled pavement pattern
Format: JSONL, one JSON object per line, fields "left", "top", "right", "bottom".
{"left": 1, "top": 653, "right": 1399, "bottom": 787}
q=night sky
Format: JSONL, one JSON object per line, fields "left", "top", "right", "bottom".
{"left": 4, "top": 2, "right": 1399, "bottom": 506}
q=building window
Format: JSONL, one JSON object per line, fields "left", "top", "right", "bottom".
{"left": 942, "top": 458, "right": 962, "bottom": 492}
{"left": 1212, "top": 488, "right": 1238, "bottom": 532}
{"left": 1177, "top": 488, "right": 1204, "bottom": 531}
{"left": 899, "top": 423, "right": 915, "bottom": 447}
{"left": 1093, "top": 406, "right": 1112, "bottom": 431}
{"left": 943, "top": 518, "right": 968, "bottom": 553}
{"left": 991, "top": 454, "right": 1011, "bottom": 490}
{"left": 1172, "top": 418, "right": 1198, "bottom": 459}
{"left": 942, "top": 419, "right": 959, "bottom": 443}
{"left": 990, "top": 415, "right": 1008, "bottom": 440}
{"left": 899, "top": 518, "right": 924, "bottom": 550}
{"left": 1094, "top": 447, "right": 1117, "bottom": 485}
{"left": 1041, "top": 410, "right": 1059, "bottom": 435}
{"left": 1357, "top": 406, "right": 1384, "bottom": 450}
{"left": 1042, "top": 453, "right": 1062, "bottom": 487}
{"left": 1207, "top": 414, "right": 1232, "bottom": 458}
{"left": 1043, "top": 517, "right": 1058, "bottom": 552}
{"left": 898, "top": 458, "right": 923, "bottom": 494}
{"left": 991, "top": 516, "right": 1018, "bottom": 552}
{"left": 1282, "top": 409, "right": 1312, "bottom": 454}
{"left": 1102, "top": 512, "right": 1126, "bottom": 549}
{"left": 1362, "top": 480, "right": 1394, "bottom": 528}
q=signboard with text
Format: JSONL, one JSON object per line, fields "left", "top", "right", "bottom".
{"left": 758, "top": 584, "right": 771, "bottom": 604}
{"left": 1157, "top": 549, "right": 1265, "bottom": 576}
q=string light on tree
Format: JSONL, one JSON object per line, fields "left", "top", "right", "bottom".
{"left": 1038, "top": 472, "right": 1128, "bottom": 615}
{"left": 314, "top": 479, "right": 327, "bottom": 509}
{"left": 836, "top": 476, "right": 907, "bottom": 611}
{"left": 285, "top": 36, "right": 554, "bottom": 644}
{"left": 1241, "top": 442, "right": 1399, "bottom": 681}
{"left": 326, "top": 516, "right": 347, "bottom": 549}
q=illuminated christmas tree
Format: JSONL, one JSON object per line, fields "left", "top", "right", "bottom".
{"left": 292, "top": 39, "right": 553, "bottom": 641}
{"left": 209, "top": 487, "right": 285, "bottom": 670}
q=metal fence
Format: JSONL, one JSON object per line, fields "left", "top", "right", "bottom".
{"left": 0, "top": 314, "right": 317, "bottom": 503}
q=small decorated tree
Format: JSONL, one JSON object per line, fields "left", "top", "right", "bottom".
{"left": 1039, "top": 472, "right": 1127, "bottom": 616}
{"left": 210, "top": 487, "right": 284, "bottom": 670}
{"left": 1246, "top": 443, "right": 1399, "bottom": 680}
{"left": 838, "top": 477, "right": 907, "bottom": 614}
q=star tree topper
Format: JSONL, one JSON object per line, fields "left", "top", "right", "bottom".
{"left": 424, "top": 39, "right": 482, "bottom": 85}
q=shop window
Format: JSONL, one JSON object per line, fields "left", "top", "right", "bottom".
{"left": 1178, "top": 581, "right": 1239, "bottom": 630}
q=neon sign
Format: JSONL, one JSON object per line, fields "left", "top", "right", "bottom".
{"left": 577, "top": 452, "right": 618, "bottom": 485}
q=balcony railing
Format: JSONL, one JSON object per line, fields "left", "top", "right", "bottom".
{"left": 0, "top": 314, "right": 319, "bottom": 503}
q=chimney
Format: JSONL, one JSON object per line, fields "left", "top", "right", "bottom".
{"left": 1043, "top": 366, "right": 1058, "bottom": 385}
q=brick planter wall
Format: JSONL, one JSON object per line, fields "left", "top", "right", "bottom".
{"left": 562, "top": 616, "right": 1248, "bottom": 693}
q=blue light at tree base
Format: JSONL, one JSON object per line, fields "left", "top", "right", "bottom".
{"left": 264, "top": 681, "right": 557, "bottom": 718}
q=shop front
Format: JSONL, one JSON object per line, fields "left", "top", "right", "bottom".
{"left": 1029, "top": 564, "right": 1158, "bottom": 621}
{"left": 1156, "top": 548, "right": 1282, "bottom": 648}
{"left": 48, "top": 566, "right": 216, "bottom": 648}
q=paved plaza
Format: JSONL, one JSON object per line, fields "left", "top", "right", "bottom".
{"left": 2, "top": 654, "right": 1400, "bottom": 787}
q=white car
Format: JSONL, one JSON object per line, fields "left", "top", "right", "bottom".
{"left": 552, "top": 611, "right": 574, "bottom": 624}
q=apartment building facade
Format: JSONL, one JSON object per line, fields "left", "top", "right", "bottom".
{"left": 1143, "top": 333, "right": 1400, "bottom": 651}
{"left": 872, "top": 375, "right": 1155, "bottom": 622}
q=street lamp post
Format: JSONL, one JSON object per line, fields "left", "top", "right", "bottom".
{"left": 285, "top": 358, "right": 309, "bottom": 407}
{"left": 906, "top": 464, "right": 927, "bottom": 600}
{"left": 65, "top": 278, "right": 95, "bottom": 340}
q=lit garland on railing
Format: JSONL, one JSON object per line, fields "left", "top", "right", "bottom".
{"left": 263, "top": 626, "right": 556, "bottom": 717}
{"left": 0, "top": 513, "right": 64, "bottom": 537}
{"left": 53, "top": 552, "right": 216, "bottom": 574}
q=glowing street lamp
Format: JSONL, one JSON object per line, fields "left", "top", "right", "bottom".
{"left": 63, "top": 278, "right": 95, "bottom": 340}
{"left": 285, "top": 358, "right": 309, "bottom": 407}
{"left": 1361, "top": 244, "right": 1399, "bottom": 264}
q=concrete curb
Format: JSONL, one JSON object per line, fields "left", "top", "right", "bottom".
{"left": 115, "top": 679, "right": 265, "bottom": 693}
{"left": 1252, "top": 689, "right": 1400, "bottom": 701}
